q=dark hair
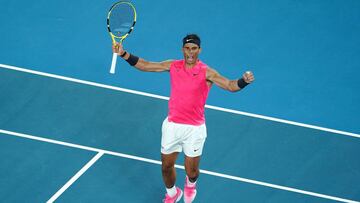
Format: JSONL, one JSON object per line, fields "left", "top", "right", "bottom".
{"left": 183, "top": 34, "right": 201, "bottom": 47}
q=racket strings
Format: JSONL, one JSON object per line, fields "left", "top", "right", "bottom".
{"left": 109, "top": 4, "right": 135, "bottom": 37}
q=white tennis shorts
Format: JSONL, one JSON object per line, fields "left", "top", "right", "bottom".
{"left": 161, "top": 117, "right": 207, "bottom": 157}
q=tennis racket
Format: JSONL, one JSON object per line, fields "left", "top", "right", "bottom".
{"left": 107, "top": 1, "right": 137, "bottom": 74}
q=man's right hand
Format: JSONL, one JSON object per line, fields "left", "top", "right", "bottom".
{"left": 112, "top": 42, "right": 125, "bottom": 56}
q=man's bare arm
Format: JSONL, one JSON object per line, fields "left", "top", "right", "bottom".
{"left": 134, "top": 57, "right": 172, "bottom": 72}
{"left": 113, "top": 43, "right": 172, "bottom": 72}
{"left": 206, "top": 67, "right": 255, "bottom": 92}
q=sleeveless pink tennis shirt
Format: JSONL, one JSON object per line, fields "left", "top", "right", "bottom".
{"left": 168, "top": 60, "right": 211, "bottom": 126}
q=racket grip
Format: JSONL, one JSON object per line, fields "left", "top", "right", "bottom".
{"left": 110, "top": 53, "right": 118, "bottom": 74}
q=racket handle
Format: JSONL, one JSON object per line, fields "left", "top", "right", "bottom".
{"left": 110, "top": 53, "right": 118, "bottom": 74}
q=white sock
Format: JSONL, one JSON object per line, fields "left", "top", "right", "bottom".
{"left": 166, "top": 185, "right": 177, "bottom": 197}
{"left": 187, "top": 176, "right": 197, "bottom": 186}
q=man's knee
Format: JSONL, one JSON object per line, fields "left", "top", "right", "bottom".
{"left": 161, "top": 155, "right": 176, "bottom": 174}
{"left": 162, "top": 162, "right": 174, "bottom": 172}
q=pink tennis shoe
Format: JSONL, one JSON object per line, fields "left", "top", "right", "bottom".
{"left": 184, "top": 176, "right": 197, "bottom": 203}
{"left": 163, "top": 187, "right": 183, "bottom": 203}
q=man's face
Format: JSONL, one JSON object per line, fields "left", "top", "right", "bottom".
{"left": 182, "top": 43, "right": 201, "bottom": 66}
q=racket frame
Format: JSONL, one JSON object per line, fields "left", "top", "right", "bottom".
{"left": 107, "top": 1, "right": 137, "bottom": 74}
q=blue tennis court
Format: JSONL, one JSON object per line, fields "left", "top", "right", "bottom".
{"left": 0, "top": 0, "right": 359, "bottom": 202}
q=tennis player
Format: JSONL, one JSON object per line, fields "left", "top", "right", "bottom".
{"left": 113, "top": 34, "right": 254, "bottom": 203}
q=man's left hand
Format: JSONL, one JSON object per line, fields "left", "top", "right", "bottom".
{"left": 243, "top": 71, "right": 255, "bottom": 84}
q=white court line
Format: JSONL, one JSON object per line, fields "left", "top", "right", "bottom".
{"left": 47, "top": 152, "right": 104, "bottom": 203}
{"left": 1, "top": 129, "right": 359, "bottom": 203}
{"left": 0, "top": 63, "right": 359, "bottom": 138}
